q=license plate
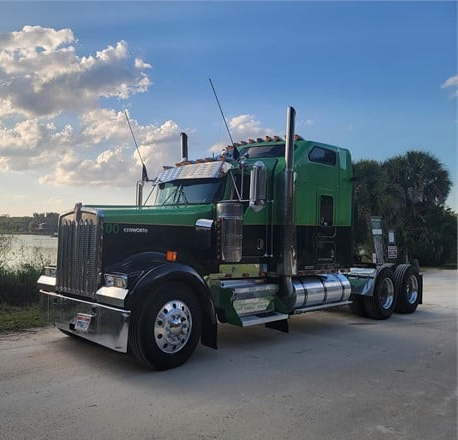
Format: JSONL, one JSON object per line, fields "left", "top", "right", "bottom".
{"left": 75, "top": 313, "right": 92, "bottom": 332}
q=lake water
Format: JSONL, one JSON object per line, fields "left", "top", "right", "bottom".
{"left": 4, "top": 234, "right": 58, "bottom": 268}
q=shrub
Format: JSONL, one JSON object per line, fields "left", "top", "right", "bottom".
{"left": 0, "top": 263, "right": 43, "bottom": 306}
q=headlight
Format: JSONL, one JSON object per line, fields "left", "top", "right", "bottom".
{"left": 104, "top": 273, "right": 128, "bottom": 289}
{"left": 43, "top": 266, "right": 57, "bottom": 277}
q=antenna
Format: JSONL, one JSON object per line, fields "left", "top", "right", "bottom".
{"left": 209, "top": 78, "right": 237, "bottom": 153}
{"left": 124, "top": 110, "right": 149, "bottom": 181}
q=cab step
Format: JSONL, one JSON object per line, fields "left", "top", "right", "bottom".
{"left": 239, "top": 312, "right": 289, "bottom": 327}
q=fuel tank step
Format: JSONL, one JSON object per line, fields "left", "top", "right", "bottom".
{"left": 239, "top": 312, "right": 289, "bottom": 327}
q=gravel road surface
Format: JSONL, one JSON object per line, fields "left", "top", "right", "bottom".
{"left": 0, "top": 269, "right": 456, "bottom": 440}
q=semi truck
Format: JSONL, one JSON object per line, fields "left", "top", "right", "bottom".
{"left": 37, "top": 107, "right": 422, "bottom": 370}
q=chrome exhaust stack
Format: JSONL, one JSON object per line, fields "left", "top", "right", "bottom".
{"left": 281, "top": 106, "right": 297, "bottom": 276}
{"left": 180, "top": 132, "right": 188, "bottom": 162}
{"left": 279, "top": 106, "right": 298, "bottom": 311}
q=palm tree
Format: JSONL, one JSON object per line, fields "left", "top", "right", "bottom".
{"left": 382, "top": 151, "right": 452, "bottom": 262}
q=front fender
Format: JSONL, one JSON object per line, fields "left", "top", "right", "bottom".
{"left": 126, "top": 262, "right": 217, "bottom": 349}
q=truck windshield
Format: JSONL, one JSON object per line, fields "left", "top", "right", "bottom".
{"left": 150, "top": 178, "right": 224, "bottom": 206}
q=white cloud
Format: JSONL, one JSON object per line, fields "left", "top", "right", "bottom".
{"left": 0, "top": 26, "right": 184, "bottom": 188}
{"left": 38, "top": 112, "right": 182, "bottom": 187}
{"left": 0, "top": 26, "right": 151, "bottom": 118}
{"left": 441, "top": 75, "right": 458, "bottom": 98}
{"left": 209, "top": 114, "right": 274, "bottom": 154}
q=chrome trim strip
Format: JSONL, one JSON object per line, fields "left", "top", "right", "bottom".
{"left": 292, "top": 300, "right": 352, "bottom": 314}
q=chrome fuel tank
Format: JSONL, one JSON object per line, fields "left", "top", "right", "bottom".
{"left": 293, "top": 273, "right": 351, "bottom": 309}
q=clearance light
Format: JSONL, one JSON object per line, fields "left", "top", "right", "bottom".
{"left": 294, "top": 134, "right": 303, "bottom": 141}
{"left": 265, "top": 136, "right": 272, "bottom": 142}
{"left": 274, "top": 135, "right": 282, "bottom": 141}
{"left": 166, "top": 251, "right": 177, "bottom": 262}
{"left": 256, "top": 137, "right": 263, "bottom": 142}
{"left": 248, "top": 138, "right": 255, "bottom": 144}
{"left": 240, "top": 140, "right": 247, "bottom": 145}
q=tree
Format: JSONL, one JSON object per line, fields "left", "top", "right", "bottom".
{"left": 352, "top": 160, "right": 386, "bottom": 258}
{"left": 382, "top": 151, "right": 452, "bottom": 263}
{"left": 353, "top": 150, "right": 455, "bottom": 266}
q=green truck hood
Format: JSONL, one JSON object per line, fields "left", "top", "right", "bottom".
{"left": 87, "top": 204, "right": 215, "bottom": 227}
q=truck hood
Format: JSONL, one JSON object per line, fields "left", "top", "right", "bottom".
{"left": 86, "top": 203, "right": 215, "bottom": 227}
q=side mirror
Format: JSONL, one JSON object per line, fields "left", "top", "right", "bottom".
{"left": 249, "top": 161, "right": 267, "bottom": 212}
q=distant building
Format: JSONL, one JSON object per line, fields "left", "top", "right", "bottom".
{"left": 36, "top": 223, "right": 50, "bottom": 232}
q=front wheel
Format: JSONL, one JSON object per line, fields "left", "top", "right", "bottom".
{"left": 364, "top": 267, "right": 396, "bottom": 320}
{"left": 129, "top": 282, "right": 202, "bottom": 370}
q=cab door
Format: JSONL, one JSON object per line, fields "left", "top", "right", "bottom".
{"left": 316, "top": 192, "right": 336, "bottom": 264}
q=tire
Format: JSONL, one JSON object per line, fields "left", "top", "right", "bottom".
{"left": 364, "top": 267, "right": 396, "bottom": 320}
{"left": 348, "top": 294, "right": 367, "bottom": 317}
{"left": 394, "top": 264, "right": 421, "bottom": 314}
{"left": 129, "top": 282, "right": 202, "bottom": 370}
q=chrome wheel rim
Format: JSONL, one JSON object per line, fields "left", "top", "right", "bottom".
{"left": 154, "top": 300, "right": 192, "bottom": 354}
{"left": 406, "top": 274, "right": 419, "bottom": 305}
{"left": 380, "top": 277, "right": 395, "bottom": 310}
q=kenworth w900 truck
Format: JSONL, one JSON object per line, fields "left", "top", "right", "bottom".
{"left": 38, "top": 107, "right": 422, "bottom": 370}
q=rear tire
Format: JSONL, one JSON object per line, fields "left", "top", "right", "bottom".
{"left": 364, "top": 267, "right": 396, "bottom": 320}
{"left": 394, "top": 264, "right": 421, "bottom": 314}
{"left": 129, "top": 282, "right": 202, "bottom": 370}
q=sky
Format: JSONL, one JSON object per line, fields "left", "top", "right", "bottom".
{"left": 0, "top": 1, "right": 456, "bottom": 216}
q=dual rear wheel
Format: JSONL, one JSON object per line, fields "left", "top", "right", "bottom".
{"left": 350, "top": 264, "right": 421, "bottom": 320}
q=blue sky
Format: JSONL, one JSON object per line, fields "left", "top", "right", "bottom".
{"left": 0, "top": 1, "right": 456, "bottom": 216}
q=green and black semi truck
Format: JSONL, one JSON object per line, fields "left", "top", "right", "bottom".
{"left": 38, "top": 107, "right": 422, "bottom": 370}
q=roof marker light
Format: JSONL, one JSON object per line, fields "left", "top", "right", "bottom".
{"left": 256, "top": 137, "right": 263, "bottom": 142}
{"left": 265, "top": 136, "right": 272, "bottom": 142}
{"left": 248, "top": 138, "right": 255, "bottom": 144}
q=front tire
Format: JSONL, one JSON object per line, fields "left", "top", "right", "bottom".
{"left": 129, "top": 282, "right": 202, "bottom": 370}
{"left": 364, "top": 267, "right": 396, "bottom": 320}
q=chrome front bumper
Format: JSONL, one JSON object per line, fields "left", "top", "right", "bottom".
{"left": 39, "top": 289, "right": 130, "bottom": 353}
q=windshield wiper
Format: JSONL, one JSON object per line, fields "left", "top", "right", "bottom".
{"left": 178, "top": 187, "right": 189, "bottom": 205}
{"left": 161, "top": 187, "right": 179, "bottom": 205}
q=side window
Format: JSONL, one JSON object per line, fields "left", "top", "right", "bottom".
{"left": 230, "top": 173, "right": 250, "bottom": 200}
{"left": 309, "top": 146, "right": 336, "bottom": 166}
{"left": 320, "top": 195, "right": 334, "bottom": 227}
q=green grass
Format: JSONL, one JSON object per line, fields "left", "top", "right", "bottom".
{"left": 0, "top": 304, "right": 45, "bottom": 332}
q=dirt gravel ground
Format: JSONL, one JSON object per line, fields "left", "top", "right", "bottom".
{"left": 0, "top": 269, "right": 456, "bottom": 440}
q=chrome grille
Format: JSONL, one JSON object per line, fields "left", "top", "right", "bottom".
{"left": 56, "top": 209, "right": 101, "bottom": 298}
